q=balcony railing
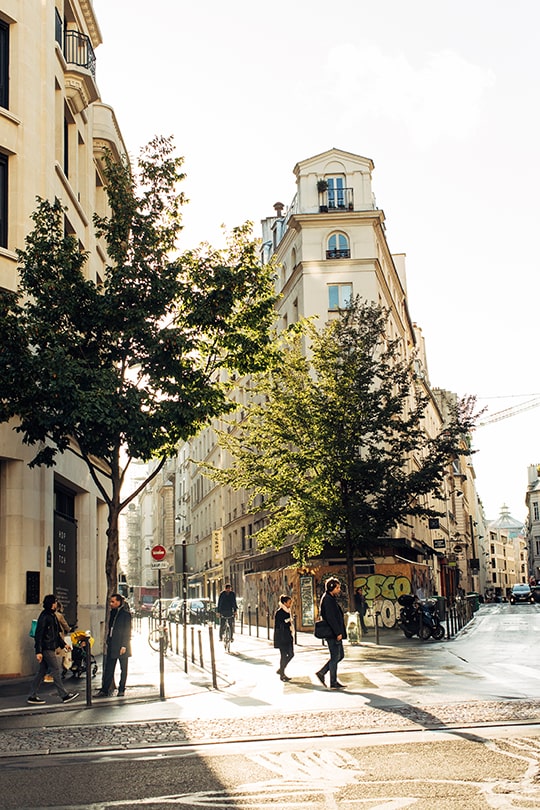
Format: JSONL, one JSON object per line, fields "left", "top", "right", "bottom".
{"left": 319, "top": 187, "right": 354, "bottom": 212}
{"left": 64, "top": 29, "right": 96, "bottom": 77}
{"left": 326, "top": 249, "right": 351, "bottom": 260}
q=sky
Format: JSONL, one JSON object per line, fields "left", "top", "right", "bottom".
{"left": 93, "top": 0, "right": 540, "bottom": 523}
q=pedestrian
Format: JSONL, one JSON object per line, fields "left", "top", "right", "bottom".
{"left": 95, "top": 593, "right": 132, "bottom": 698}
{"left": 315, "top": 578, "right": 347, "bottom": 689}
{"left": 353, "top": 586, "right": 369, "bottom": 634}
{"left": 27, "top": 594, "right": 79, "bottom": 705}
{"left": 55, "top": 600, "right": 72, "bottom": 677}
{"left": 217, "top": 583, "right": 238, "bottom": 642}
{"left": 274, "top": 595, "right": 294, "bottom": 681}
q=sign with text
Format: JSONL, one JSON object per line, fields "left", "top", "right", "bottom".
{"left": 151, "top": 544, "right": 167, "bottom": 561}
{"left": 151, "top": 560, "right": 169, "bottom": 570}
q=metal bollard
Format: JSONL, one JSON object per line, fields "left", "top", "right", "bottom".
{"left": 208, "top": 625, "right": 218, "bottom": 689}
{"left": 85, "top": 630, "right": 92, "bottom": 707}
{"left": 256, "top": 606, "right": 259, "bottom": 638}
{"left": 198, "top": 628, "right": 204, "bottom": 668}
{"left": 191, "top": 625, "right": 195, "bottom": 663}
{"left": 248, "top": 606, "right": 252, "bottom": 636}
{"left": 266, "top": 609, "right": 270, "bottom": 640}
{"left": 375, "top": 611, "right": 381, "bottom": 645}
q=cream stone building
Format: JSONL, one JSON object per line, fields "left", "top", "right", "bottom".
{"left": 0, "top": 1, "right": 127, "bottom": 676}
{"left": 155, "top": 148, "right": 484, "bottom": 621}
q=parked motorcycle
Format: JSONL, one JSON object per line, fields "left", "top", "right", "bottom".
{"left": 397, "top": 594, "right": 445, "bottom": 641}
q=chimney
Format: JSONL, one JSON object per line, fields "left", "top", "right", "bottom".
{"left": 273, "top": 201, "right": 284, "bottom": 217}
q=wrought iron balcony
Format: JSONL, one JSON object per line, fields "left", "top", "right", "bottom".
{"left": 326, "top": 249, "right": 351, "bottom": 260}
{"left": 319, "top": 187, "right": 354, "bottom": 213}
{"left": 64, "top": 29, "right": 96, "bottom": 77}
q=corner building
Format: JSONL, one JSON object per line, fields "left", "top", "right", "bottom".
{"left": 0, "top": 1, "right": 127, "bottom": 676}
{"left": 184, "top": 149, "right": 483, "bottom": 628}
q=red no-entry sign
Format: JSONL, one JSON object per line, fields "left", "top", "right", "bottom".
{"left": 151, "top": 544, "right": 167, "bottom": 561}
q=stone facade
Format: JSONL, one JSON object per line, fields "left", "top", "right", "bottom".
{"left": 0, "top": 1, "right": 126, "bottom": 676}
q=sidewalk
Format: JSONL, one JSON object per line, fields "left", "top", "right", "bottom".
{"left": 2, "top": 619, "right": 540, "bottom": 756}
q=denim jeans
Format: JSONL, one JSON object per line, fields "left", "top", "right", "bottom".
{"left": 319, "top": 637, "right": 344, "bottom": 685}
{"left": 28, "top": 649, "right": 69, "bottom": 699}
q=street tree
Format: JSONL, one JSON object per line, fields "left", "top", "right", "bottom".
{"left": 209, "top": 298, "right": 479, "bottom": 607}
{"left": 0, "top": 135, "right": 277, "bottom": 602}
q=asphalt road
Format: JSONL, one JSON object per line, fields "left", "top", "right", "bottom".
{"left": 2, "top": 604, "right": 540, "bottom": 808}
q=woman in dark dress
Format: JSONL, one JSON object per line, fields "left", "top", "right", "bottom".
{"left": 274, "top": 595, "right": 294, "bottom": 681}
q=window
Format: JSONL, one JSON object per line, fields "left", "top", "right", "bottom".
{"left": 535, "top": 537, "right": 540, "bottom": 556}
{"left": 0, "top": 152, "right": 7, "bottom": 248}
{"left": 328, "top": 283, "right": 352, "bottom": 310}
{"left": 534, "top": 502, "right": 539, "bottom": 521}
{"left": 326, "top": 233, "right": 350, "bottom": 259}
{"left": 0, "top": 19, "right": 8, "bottom": 109}
{"left": 327, "top": 176, "right": 345, "bottom": 209}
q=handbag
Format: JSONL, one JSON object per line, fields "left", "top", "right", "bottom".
{"left": 314, "top": 619, "right": 333, "bottom": 639}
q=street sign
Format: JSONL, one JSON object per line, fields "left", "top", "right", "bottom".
{"left": 151, "top": 544, "right": 166, "bottom": 561}
{"left": 151, "top": 560, "right": 169, "bottom": 569}
{"left": 433, "top": 539, "right": 446, "bottom": 549}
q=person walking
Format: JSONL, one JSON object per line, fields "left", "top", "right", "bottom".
{"left": 96, "top": 593, "right": 132, "bottom": 698}
{"left": 354, "top": 586, "right": 369, "bottom": 634}
{"left": 27, "top": 594, "right": 79, "bottom": 705}
{"left": 217, "top": 583, "right": 238, "bottom": 642}
{"left": 274, "top": 595, "right": 294, "bottom": 681}
{"left": 315, "top": 578, "right": 347, "bottom": 689}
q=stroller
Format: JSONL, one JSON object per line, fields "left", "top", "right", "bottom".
{"left": 69, "top": 630, "right": 98, "bottom": 679}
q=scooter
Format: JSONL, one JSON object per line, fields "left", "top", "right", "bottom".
{"left": 397, "top": 594, "right": 445, "bottom": 641}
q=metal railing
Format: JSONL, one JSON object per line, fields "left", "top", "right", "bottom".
{"left": 63, "top": 29, "right": 96, "bottom": 77}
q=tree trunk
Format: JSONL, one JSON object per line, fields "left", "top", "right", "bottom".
{"left": 345, "top": 526, "right": 355, "bottom": 612}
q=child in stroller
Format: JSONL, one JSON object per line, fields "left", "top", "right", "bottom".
{"left": 70, "top": 630, "right": 98, "bottom": 679}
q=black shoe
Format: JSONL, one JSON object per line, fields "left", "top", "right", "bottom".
{"left": 330, "top": 682, "right": 346, "bottom": 689}
{"left": 117, "top": 691, "right": 125, "bottom": 696}
{"left": 27, "top": 695, "right": 46, "bottom": 705}
{"left": 94, "top": 691, "right": 109, "bottom": 698}
{"left": 62, "top": 692, "right": 79, "bottom": 703}
{"left": 280, "top": 674, "right": 291, "bottom": 682}
{"left": 315, "top": 671, "right": 326, "bottom": 687}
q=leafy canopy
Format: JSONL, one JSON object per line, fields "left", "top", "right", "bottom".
{"left": 0, "top": 135, "right": 278, "bottom": 594}
{"left": 209, "top": 298, "right": 478, "bottom": 564}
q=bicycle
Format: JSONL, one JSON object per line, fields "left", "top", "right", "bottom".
{"left": 221, "top": 616, "right": 234, "bottom": 653}
{"left": 148, "top": 622, "right": 169, "bottom": 653}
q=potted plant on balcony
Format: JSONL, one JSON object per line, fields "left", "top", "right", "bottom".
{"left": 317, "top": 179, "right": 329, "bottom": 212}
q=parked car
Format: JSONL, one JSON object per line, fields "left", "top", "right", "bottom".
{"left": 171, "top": 598, "right": 216, "bottom": 624}
{"left": 151, "top": 598, "right": 174, "bottom": 618}
{"left": 532, "top": 584, "right": 540, "bottom": 603}
{"left": 509, "top": 583, "right": 534, "bottom": 604}
{"left": 166, "top": 598, "right": 183, "bottom": 621}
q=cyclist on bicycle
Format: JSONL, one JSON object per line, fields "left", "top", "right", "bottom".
{"left": 217, "top": 583, "right": 237, "bottom": 642}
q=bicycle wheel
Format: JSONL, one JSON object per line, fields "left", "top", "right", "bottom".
{"left": 223, "top": 625, "right": 231, "bottom": 654}
{"left": 148, "top": 628, "right": 161, "bottom": 652}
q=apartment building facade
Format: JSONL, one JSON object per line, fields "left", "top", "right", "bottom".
{"left": 0, "top": 1, "right": 126, "bottom": 676}
{"left": 142, "top": 148, "right": 484, "bottom": 629}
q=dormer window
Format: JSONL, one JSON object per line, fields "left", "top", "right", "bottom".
{"left": 326, "top": 232, "right": 350, "bottom": 259}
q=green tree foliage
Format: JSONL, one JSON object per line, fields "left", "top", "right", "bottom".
{"left": 0, "top": 136, "right": 277, "bottom": 599}
{"left": 210, "top": 298, "right": 478, "bottom": 603}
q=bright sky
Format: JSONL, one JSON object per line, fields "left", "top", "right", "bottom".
{"left": 94, "top": 0, "right": 540, "bottom": 523}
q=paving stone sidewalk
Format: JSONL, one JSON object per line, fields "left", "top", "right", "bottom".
{"left": 2, "top": 698, "right": 540, "bottom": 756}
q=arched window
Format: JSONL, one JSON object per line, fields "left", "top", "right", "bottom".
{"left": 326, "top": 233, "right": 350, "bottom": 259}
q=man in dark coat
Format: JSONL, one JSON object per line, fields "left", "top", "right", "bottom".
{"left": 315, "top": 578, "right": 347, "bottom": 689}
{"left": 27, "top": 594, "right": 79, "bottom": 705}
{"left": 217, "top": 583, "right": 238, "bottom": 642}
{"left": 273, "top": 595, "right": 294, "bottom": 681}
{"left": 96, "top": 593, "right": 132, "bottom": 697}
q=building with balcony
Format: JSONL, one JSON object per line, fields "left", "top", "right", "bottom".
{"left": 154, "top": 148, "right": 484, "bottom": 629}
{"left": 0, "top": 1, "right": 127, "bottom": 677}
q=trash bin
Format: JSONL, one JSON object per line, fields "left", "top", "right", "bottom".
{"left": 467, "top": 592, "right": 480, "bottom": 612}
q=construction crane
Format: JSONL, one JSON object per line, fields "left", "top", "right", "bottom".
{"left": 477, "top": 397, "right": 540, "bottom": 427}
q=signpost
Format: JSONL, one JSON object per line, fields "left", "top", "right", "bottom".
{"left": 151, "top": 545, "right": 167, "bottom": 699}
